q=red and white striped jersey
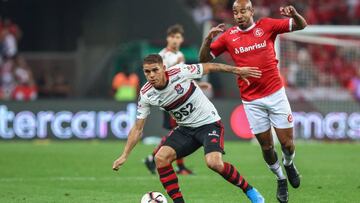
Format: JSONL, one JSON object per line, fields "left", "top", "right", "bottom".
{"left": 137, "top": 64, "right": 220, "bottom": 127}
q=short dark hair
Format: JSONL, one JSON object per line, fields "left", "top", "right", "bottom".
{"left": 167, "top": 24, "right": 184, "bottom": 36}
{"left": 143, "top": 54, "right": 163, "bottom": 65}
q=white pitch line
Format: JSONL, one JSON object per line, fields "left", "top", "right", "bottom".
{"left": 0, "top": 175, "right": 276, "bottom": 182}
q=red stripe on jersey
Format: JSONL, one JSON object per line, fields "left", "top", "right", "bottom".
{"left": 141, "top": 83, "right": 153, "bottom": 94}
{"left": 168, "top": 70, "right": 180, "bottom": 76}
{"left": 167, "top": 68, "right": 180, "bottom": 75}
{"left": 144, "top": 82, "right": 151, "bottom": 87}
{"left": 163, "top": 82, "right": 196, "bottom": 111}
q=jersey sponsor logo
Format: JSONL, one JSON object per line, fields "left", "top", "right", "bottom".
{"left": 253, "top": 28, "right": 264, "bottom": 37}
{"left": 234, "top": 40, "right": 267, "bottom": 54}
{"left": 174, "top": 84, "right": 184, "bottom": 94}
{"left": 172, "top": 102, "right": 195, "bottom": 121}
{"left": 232, "top": 37, "right": 241, "bottom": 42}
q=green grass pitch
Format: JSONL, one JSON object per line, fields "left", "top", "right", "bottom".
{"left": 0, "top": 140, "right": 359, "bottom": 203}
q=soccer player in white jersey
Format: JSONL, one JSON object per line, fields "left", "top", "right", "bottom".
{"left": 199, "top": 0, "right": 307, "bottom": 202}
{"left": 144, "top": 24, "right": 211, "bottom": 175}
{"left": 144, "top": 24, "right": 192, "bottom": 175}
{"left": 113, "top": 54, "right": 264, "bottom": 203}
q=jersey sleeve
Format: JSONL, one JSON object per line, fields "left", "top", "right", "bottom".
{"left": 267, "top": 18, "right": 293, "bottom": 35}
{"left": 176, "top": 64, "right": 204, "bottom": 80}
{"left": 136, "top": 94, "right": 151, "bottom": 119}
{"left": 178, "top": 52, "right": 185, "bottom": 64}
{"left": 210, "top": 33, "right": 227, "bottom": 58}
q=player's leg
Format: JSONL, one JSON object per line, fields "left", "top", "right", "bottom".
{"left": 199, "top": 121, "right": 264, "bottom": 203}
{"left": 243, "top": 100, "right": 288, "bottom": 203}
{"left": 165, "top": 114, "right": 193, "bottom": 175}
{"left": 274, "top": 127, "right": 300, "bottom": 188}
{"left": 144, "top": 132, "right": 168, "bottom": 174}
{"left": 243, "top": 101, "right": 286, "bottom": 180}
{"left": 268, "top": 88, "right": 300, "bottom": 189}
{"left": 255, "top": 129, "right": 288, "bottom": 203}
{"left": 255, "top": 129, "right": 286, "bottom": 180}
{"left": 155, "top": 146, "right": 184, "bottom": 203}
{"left": 155, "top": 127, "right": 201, "bottom": 203}
{"left": 145, "top": 112, "right": 193, "bottom": 175}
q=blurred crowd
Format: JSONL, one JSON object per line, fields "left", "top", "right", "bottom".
{"left": 185, "top": 0, "right": 360, "bottom": 28}
{"left": 280, "top": 41, "right": 360, "bottom": 101}
{"left": 0, "top": 17, "right": 38, "bottom": 101}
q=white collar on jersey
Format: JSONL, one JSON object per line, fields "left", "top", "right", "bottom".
{"left": 236, "top": 23, "right": 256, "bottom": 32}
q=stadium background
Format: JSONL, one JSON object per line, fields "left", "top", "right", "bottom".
{"left": 0, "top": 0, "right": 359, "bottom": 202}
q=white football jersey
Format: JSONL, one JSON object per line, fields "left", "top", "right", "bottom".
{"left": 159, "top": 48, "right": 185, "bottom": 69}
{"left": 137, "top": 64, "right": 220, "bottom": 127}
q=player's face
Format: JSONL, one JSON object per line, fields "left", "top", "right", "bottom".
{"left": 143, "top": 63, "right": 167, "bottom": 89}
{"left": 166, "top": 33, "right": 184, "bottom": 50}
{"left": 233, "top": 2, "right": 254, "bottom": 30}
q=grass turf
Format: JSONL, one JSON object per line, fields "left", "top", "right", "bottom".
{"left": 0, "top": 140, "right": 359, "bottom": 203}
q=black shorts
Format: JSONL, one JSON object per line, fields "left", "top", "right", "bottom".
{"left": 162, "top": 111, "right": 177, "bottom": 130}
{"left": 162, "top": 121, "right": 225, "bottom": 159}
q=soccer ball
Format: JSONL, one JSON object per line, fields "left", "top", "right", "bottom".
{"left": 140, "top": 191, "right": 168, "bottom": 203}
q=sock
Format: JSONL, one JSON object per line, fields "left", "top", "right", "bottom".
{"left": 157, "top": 165, "right": 184, "bottom": 203}
{"left": 282, "top": 151, "right": 295, "bottom": 166}
{"left": 176, "top": 158, "right": 185, "bottom": 170}
{"left": 219, "top": 162, "right": 252, "bottom": 193}
{"left": 268, "top": 159, "right": 286, "bottom": 180}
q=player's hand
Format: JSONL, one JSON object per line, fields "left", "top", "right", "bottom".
{"left": 280, "top": 5, "right": 298, "bottom": 17}
{"left": 234, "top": 67, "right": 262, "bottom": 85}
{"left": 112, "top": 155, "right": 127, "bottom": 171}
{"left": 207, "top": 23, "right": 226, "bottom": 39}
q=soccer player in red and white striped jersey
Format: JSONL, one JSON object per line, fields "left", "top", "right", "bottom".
{"left": 113, "top": 54, "right": 264, "bottom": 203}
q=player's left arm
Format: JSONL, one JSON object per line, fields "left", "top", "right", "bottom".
{"left": 280, "top": 5, "right": 307, "bottom": 31}
{"left": 202, "top": 63, "right": 262, "bottom": 85}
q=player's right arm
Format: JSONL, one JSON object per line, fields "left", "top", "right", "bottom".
{"left": 113, "top": 92, "right": 151, "bottom": 171}
{"left": 112, "top": 118, "right": 146, "bottom": 171}
{"left": 199, "top": 24, "right": 226, "bottom": 62}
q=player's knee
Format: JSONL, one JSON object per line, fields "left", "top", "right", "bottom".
{"left": 154, "top": 152, "right": 171, "bottom": 167}
{"left": 205, "top": 157, "right": 224, "bottom": 172}
{"left": 281, "top": 139, "right": 295, "bottom": 152}
{"left": 261, "top": 143, "right": 274, "bottom": 153}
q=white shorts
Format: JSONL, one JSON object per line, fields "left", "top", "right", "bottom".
{"left": 242, "top": 87, "right": 294, "bottom": 134}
